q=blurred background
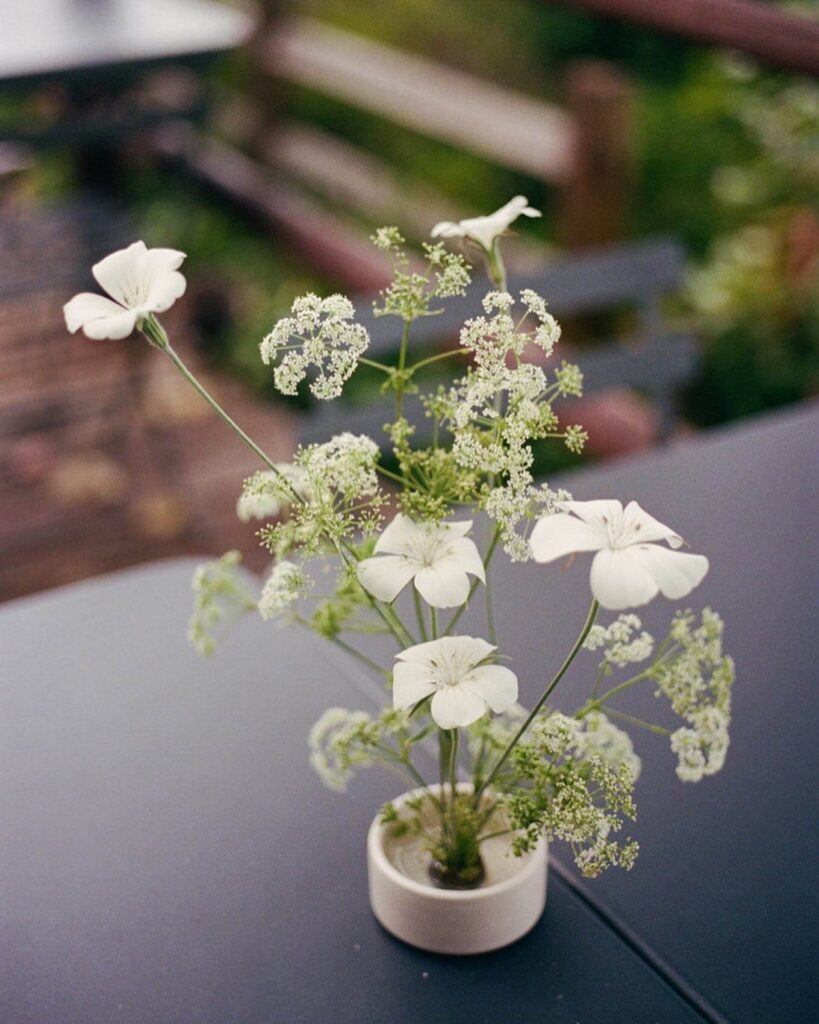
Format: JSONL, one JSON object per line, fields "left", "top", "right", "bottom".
{"left": 1, "top": 0, "right": 817, "bottom": 602}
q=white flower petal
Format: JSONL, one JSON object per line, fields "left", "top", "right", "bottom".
{"left": 392, "top": 661, "right": 438, "bottom": 710}
{"left": 444, "top": 635, "right": 496, "bottom": 665}
{"left": 80, "top": 309, "right": 138, "bottom": 340}
{"left": 374, "top": 513, "right": 419, "bottom": 555}
{"left": 448, "top": 536, "right": 486, "bottom": 583}
{"left": 64, "top": 292, "right": 128, "bottom": 334}
{"left": 558, "top": 499, "right": 624, "bottom": 532}
{"left": 430, "top": 685, "right": 487, "bottom": 729}
{"left": 395, "top": 635, "right": 495, "bottom": 669}
{"left": 138, "top": 247, "right": 187, "bottom": 312}
{"left": 357, "top": 555, "right": 416, "bottom": 603}
{"left": 463, "top": 664, "right": 518, "bottom": 713}
{"left": 621, "top": 501, "right": 683, "bottom": 548}
{"left": 530, "top": 512, "right": 605, "bottom": 563}
{"left": 590, "top": 548, "right": 660, "bottom": 610}
{"left": 92, "top": 241, "right": 147, "bottom": 305}
{"left": 145, "top": 270, "right": 187, "bottom": 313}
{"left": 443, "top": 519, "right": 473, "bottom": 540}
{"left": 627, "top": 545, "right": 709, "bottom": 600}
{"left": 430, "top": 197, "right": 541, "bottom": 251}
{"left": 430, "top": 220, "right": 464, "bottom": 239}
{"left": 413, "top": 562, "right": 471, "bottom": 608}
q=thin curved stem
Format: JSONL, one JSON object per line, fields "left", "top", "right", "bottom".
{"left": 475, "top": 598, "right": 599, "bottom": 803}
{"left": 156, "top": 334, "right": 302, "bottom": 506}
{"left": 444, "top": 526, "right": 500, "bottom": 635}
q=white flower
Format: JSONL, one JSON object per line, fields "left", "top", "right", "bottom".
{"left": 298, "top": 433, "right": 380, "bottom": 501}
{"left": 258, "top": 561, "right": 307, "bottom": 620}
{"left": 357, "top": 514, "right": 485, "bottom": 608}
{"left": 392, "top": 636, "right": 518, "bottom": 729}
{"left": 260, "top": 292, "right": 369, "bottom": 400}
{"left": 431, "top": 196, "right": 542, "bottom": 252}
{"left": 530, "top": 499, "right": 709, "bottom": 610}
{"left": 64, "top": 241, "right": 186, "bottom": 340}
{"left": 236, "top": 465, "right": 311, "bottom": 522}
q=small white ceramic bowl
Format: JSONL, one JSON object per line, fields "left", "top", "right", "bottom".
{"left": 367, "top": 784, "right": 548, "bottom": 955}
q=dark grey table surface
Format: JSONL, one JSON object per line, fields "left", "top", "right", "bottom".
{"left": 2, "top": 401, "right": 817, "bottom": 1023}
{"left": 1, "top": 0, "right": 252, "bottom": 87}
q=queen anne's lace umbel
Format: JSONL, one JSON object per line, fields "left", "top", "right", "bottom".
{"left": 260, "top": 293, "right": 369, "bottom": 399}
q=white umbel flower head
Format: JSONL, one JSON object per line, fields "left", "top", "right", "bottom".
{"left": 64, "top": 241, "right": 186, "bottom": 340}
{"left": 236, "top": 464, "right": 311, "bottom": 523}
{"left": 258, "top": 561, "right": 306, "bottom": 620}
{"left": 357, "top": 514, "right": 485, "bottom": 608}
{"left": 392, "top": 636, "right": 518, "bottom": 729}
{"left": 431, "top": 196, "right": 541, "bottom": 252}
{"left": 530, "top": 499, "right": 709, "bottom": 610}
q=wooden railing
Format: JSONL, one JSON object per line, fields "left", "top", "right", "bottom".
{"left": 554, "top": 0, "right": 819, "bottom": 77}
{"left": 253, "top": 15, "right": 633, "bottom": 251}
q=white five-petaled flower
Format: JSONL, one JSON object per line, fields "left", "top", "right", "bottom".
{"left": 530, "top": 499, "right": 709, "bottom": 610}
{"left": 431, "top": 196, "right": 542, "bottom": 252}
{"left": 393, "top": 636, "right": 518, "bottom": 729}
{"left": 64, "top": 241, "right": 186, "bottom": 340}
{"left": 357, "top": 514, "right": 485, "bottom": 609}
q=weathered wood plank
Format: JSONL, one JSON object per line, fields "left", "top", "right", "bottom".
{"left": 262, "top": 16, "right": 575, "bottom": 182}
{"left": 553, "top": 0, "right": 819, "bottom": 76}
{"left": 151, "top": 124, "right": 391, "bottom": 292}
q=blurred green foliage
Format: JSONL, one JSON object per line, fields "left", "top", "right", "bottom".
{"left": 20, "top": 0, "right": 815, "bottom": 428}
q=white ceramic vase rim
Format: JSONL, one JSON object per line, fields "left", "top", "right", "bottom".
{"left": 368, "top": 783, "right": 544, "bottom": 902}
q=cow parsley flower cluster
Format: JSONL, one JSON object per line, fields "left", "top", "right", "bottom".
{"left": 188, "top": 551, "right": 256, "bottom": 655}
{"left": 652, "top": 608, "right": 734, "bottom": 781}
{"left": 503, "top": 711, "right": 639, "bottom": 877}
{"left": 236, "top": 464, "right": 311, "bottom": 522}
{"left": 308, "top": 706, "right": 410, "bottom": 792}
{"left": 70, "top": 201, "right": 734, "bottom": 897}
{"left": 371, "top": 230, "right": 471, "bottom": 321}
{"left": 260, "top": 433, "right": 385, "bottom": 557}
{"left": 258, "top": 561, "right": 309, "bottom": 621}
{"left": 440, "top": 289, "right": 587, "bottom": 559}
{"left": 260, "top": 293, "right": 370, "bottom": 399}
{"left": 297, "top": 432, "right": 381, "bottom": 503}
{"left": 585, "top": 614, "right": 655, "bottom": 668}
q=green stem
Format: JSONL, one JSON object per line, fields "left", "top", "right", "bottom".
{"left": 396, "top": 756, "right": 442, "bottom": 810}
{"left": 375, "top": 465, "right": 412, "bottom": 486}
{"left": 475, "top": 598, "right": 599, "bottom": 803}
{"left": 413, "top": 587, "right": 429, "bottom": 642}
{"left": 485, "top": 239, "right": 508, "bottom": 292}
{"left": 484, "top": 559, "right": 497, "bottom": 645}
{"left": 358, "top": 357, "right": 393, "bottom": 373}
{"left": 604, "top": 707, "right": 672, "bottom": 736}
{"left": 438, "top": 729, "right": 451, "bottom": 833}
{"left": 430, "top": 606, "right": 439, "bottom": 640}
{"left": 478, "top": 828, "right": 512, "bottom": 844}
{"left": 395, "top": 320, "right": 411, "bottom": 420}
{"left": 330, "top": 635, "right": 389, "bottom": 679}
{"left": 448, "top": 728, "right": 459, "bottom": 836}
{"left": 151, "top": 328, "right": 302, "bottom": 506}
{"left": 444, "top": 526, "right": 500, "bottom": 635}
{"left": 587, "top": 668, "right": 653, "bottom": 710}
{"left": 336, "top": 540, "right": 414, "bottom": 648}
{"left": 407, "top": 348, "right": 468, "bottom": 374}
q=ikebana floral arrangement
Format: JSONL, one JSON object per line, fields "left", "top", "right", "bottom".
{"left": 65, "top": 197, "right": 734, "bottom": 946}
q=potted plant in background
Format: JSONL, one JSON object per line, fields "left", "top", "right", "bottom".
{"left": 64, "top": 198, "right": 734, "bottom": 954}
